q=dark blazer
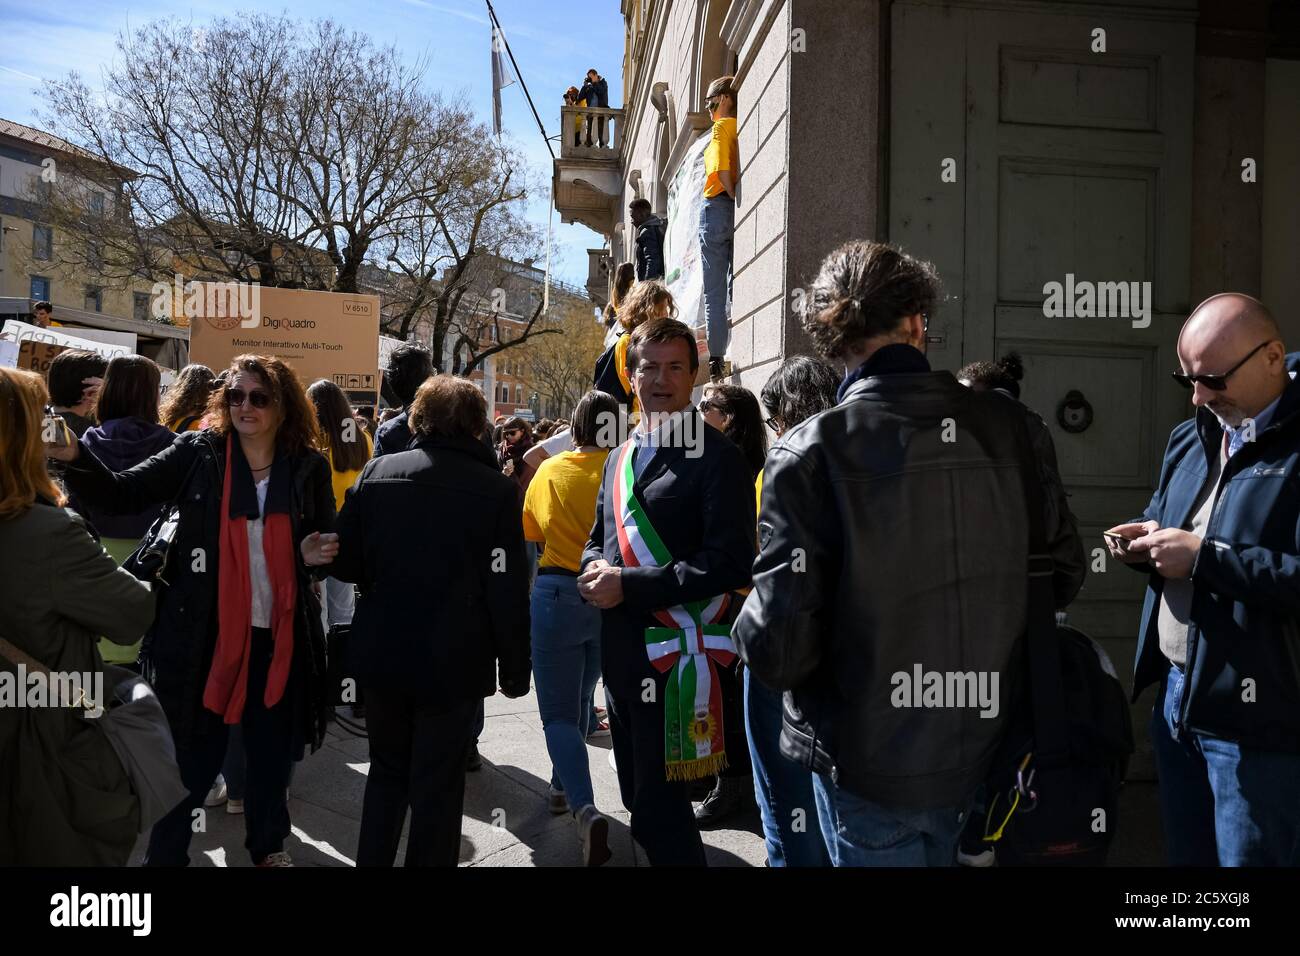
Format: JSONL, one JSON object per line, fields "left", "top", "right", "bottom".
{"left": 1128, "top": 354, "right": 1300, "bottom": 752}
{"left": 329, "top": 433, "right": 532, "bottom": 702}
{"left": 60, "top": 431, "right": 336, "bottom": 751}
{"left": 581, "top": 409, "right": 756, "bottom": 692}
{"left": 373, "top": 410, "right": 412, "bottom": 457}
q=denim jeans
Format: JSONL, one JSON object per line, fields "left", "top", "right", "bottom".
{"left": 699, "top": 195, "right": 734, "bottom": 359}
{"left": 531, "top": 574, "right": 603, "bottom": 811}
{"left": 1151, "top": 663, "right": 1300, "bottom": 866}
{"left": 812, "top": 773, "right": 970, "bottom": 867}
{"left": 745, "top": 669, "right": 831, "bottom": 867}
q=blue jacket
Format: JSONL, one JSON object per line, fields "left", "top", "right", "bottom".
{"left": 372, "top": 410, "right": 412, "bottom": 458}
{"left": 72, "top": 416, "right": 177, "bottom": 539}
{"left": 1130, "top": 353, "right": 1300, "bottom": 752}
{"left": 579, "top": 76, "right": 608, "bottom": 109}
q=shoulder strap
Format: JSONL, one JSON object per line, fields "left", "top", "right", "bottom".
{"left": 0, "top": 636, "right": 50, "bottom": 676}
{"left": 1013, "top": 411, "right": 1070, "bottom": 765}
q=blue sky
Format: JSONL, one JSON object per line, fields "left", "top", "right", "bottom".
{"left": 0, "top": 0, "right": 624, "bottom": 286}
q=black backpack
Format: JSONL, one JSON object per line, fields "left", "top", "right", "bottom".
{"left": 593, "top": 334, "right": 632, "bottom": 407}
{"left": 980, "top": 420, "right": 1135, "bottom": 865}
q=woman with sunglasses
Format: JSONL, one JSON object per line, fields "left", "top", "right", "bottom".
{"left": 47, "top": 354, "right": 337, "bottom": 867}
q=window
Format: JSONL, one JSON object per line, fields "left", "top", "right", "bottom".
{"left": 84, "top": 286, "right": 103, "bottom": 313}
{"left": 87, "top": 240, "right": 104, "bottom": 272}
{"left": 515, "top": 385, "right": 524, "bottom": 404}
{"left": 89, "top": 192, "right": 105, "bottom": 216}
{"left": 133, "top": 292, "right": 150, "bottom": 322}
{"left": 33, "top": 224, "right": 52, "bottom": 260}
{"left": 30, "top": 276, "right": 50, "bottom": 301}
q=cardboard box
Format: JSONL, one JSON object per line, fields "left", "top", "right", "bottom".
{"left": 187, "top": 285, "right": 381, "bottom": 404}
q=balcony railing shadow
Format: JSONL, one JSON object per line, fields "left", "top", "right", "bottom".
{"left": 559, "top": 106, "right": 623, "bottom": 160}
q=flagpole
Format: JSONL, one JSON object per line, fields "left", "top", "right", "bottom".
{"left": 485, "top": 0, "right": 555, "bottom": 161}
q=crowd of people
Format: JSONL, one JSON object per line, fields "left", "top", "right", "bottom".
{"left": 2, "top": 231, "right": 1296, "bottom": 868}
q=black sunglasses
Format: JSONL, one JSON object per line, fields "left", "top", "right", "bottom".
{"left": 764, "top": 415, "right": 782, "bottom": 431}
{"left": 226, "top": 387, "right": 273, "bottom": 409}
{"left": 1172, "top": 341, "right": 1271, "bottom": 391}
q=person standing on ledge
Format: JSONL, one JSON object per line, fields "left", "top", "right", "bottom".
{"left": 700, "top": 75, "right": 739, "bottom": 383}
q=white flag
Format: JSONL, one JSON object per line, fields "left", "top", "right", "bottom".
{"left": 491, "top": 23, "right": 516, "bottom": 138}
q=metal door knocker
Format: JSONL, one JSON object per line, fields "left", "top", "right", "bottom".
{"left": 1057, "top": 390, "right": 1093, "bottom": 433}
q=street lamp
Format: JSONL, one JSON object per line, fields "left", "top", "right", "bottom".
{"left": 529, "top": 391, "right": 539, "bottom": 418}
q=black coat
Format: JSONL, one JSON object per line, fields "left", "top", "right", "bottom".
{"left": 579, "top": 76, "right": 609, "bottom": 108}
{"left": 60, "top": 430, "right": 336, "bottom": 751}
{"left": 329, "top": 433, "right": 532, "bottom": 702}
{"left": 634, "top": 215, "right": 666, "bottom": 282}
{"left": 581, "top": 410, "right": 757, "bottom": 693}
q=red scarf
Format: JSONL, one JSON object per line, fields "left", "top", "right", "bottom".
{"left": 203, "top": 434, "right": 298, "bottom": 723}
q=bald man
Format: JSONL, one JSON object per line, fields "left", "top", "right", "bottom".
{"left": 1105, "top": 293, "right": 1300, "bottom": 866}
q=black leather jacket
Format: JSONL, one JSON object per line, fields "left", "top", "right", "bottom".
{"left": 734, "top": 357, "right": 1082, "bottom": 810}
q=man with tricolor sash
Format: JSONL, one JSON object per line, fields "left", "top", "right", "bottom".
{"left": 579, "top": 317, "right": 756, "bottom": 866}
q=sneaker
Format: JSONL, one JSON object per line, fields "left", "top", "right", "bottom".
{"left": 467, "top": 744, "right": 483, "bottom": 772}
{"left": 256, "top": 851, "right": 293, "bottom": 867}
{"left": 575, "top": 805, "right": 612, "bottom": 866}
{"left": 204, "top": 775, "right": 228, "bottom": 807}
{"left": 709, "top": 357, "right": 725, "bottom": 383}
{"left": 547, "top": 785, "right": 570, "bottom": 815}
{"left": 226, "top": 798, "right": 245, "bottom": 815}
{"left": 607, "top": 749, "right": 617, "bottom": 772}
{"left": 694, "top": 775, "right": 751, "bottom": 827}
{"left": 586, "top": 719, "right": 611, "bottom": 740}
{"left": 957, "top": 812, "right": 995, "bottom": 867}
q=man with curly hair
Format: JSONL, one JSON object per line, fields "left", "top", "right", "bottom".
{"left": 733, "top": 240, "right": 1073, "bottom": 867}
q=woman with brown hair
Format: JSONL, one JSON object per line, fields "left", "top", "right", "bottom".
{"left": 48, "top": 354, "right": 337, "bottom": 867}
{"left": 71, "top": 354, "right": 178, "bottom": 665}
{"left": 0, "top": 367, "right": 154, "bottom": 865}
{"left": 602, "top": 261, "right": 637, "bottom": 346}
{"left": 306, "top": 379, "right": 373, "bottom": 632}
{"left": 318, "top": 374, "right": 531, "bottom": 865}
{"left": 594, "top": 279, "right": 678, "bottom": 415}
{"left": 159, "top": 363, "right": 216, "bottom": 433}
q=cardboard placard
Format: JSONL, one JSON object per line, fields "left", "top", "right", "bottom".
{"left": 187, "top": 285, "right": 381, "bottom": 404}
{"left": 17, "top": 341, "right": 69, "bottom": 377}
{"left": 1, "top": 320, "right": 133, "bottom": 363}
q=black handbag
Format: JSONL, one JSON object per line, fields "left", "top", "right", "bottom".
{"left": 979, "top": 417, "right": 1135, "bottom": 865}
{"left": 120, "top": 455, "right": 202, "bottom": 587}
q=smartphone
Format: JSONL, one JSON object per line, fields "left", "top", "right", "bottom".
{"left": 1102, "top": 531, "right": 1132, "bottom": 554}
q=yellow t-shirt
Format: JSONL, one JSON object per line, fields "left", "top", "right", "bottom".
{"left": 613, "top": 332, "right": 640, "bottom": 415}
{"left": 523, "top": 449, "right": 610, "bottom": 571}
{"left": 329, "top": 430, "right": 373, "bottom": 512}
{"left": 755, "top": 469, "right": 763, "bottom": 516}
{"left": 704, "top": 116, "right": 738, "bottom": 199}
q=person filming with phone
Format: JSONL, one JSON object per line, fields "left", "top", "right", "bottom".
{"left": 1104, "top": 293, "right": 1300, "bottom": 866}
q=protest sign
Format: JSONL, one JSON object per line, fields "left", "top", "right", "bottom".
{"left": 17, "top": 341, "right": 69, "bottom": 376}
{"left": 0, "top": 320, "right": 133, "bottom": 363}
{"left": 187, "top": 285, "right": 381, "bottom": 404}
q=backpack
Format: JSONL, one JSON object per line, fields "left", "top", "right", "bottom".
{"left": 593, "top": 334, "right": 632, "bottom": 407}
{"left": 980, "top": 420, "right": 1135, "bottom": 865}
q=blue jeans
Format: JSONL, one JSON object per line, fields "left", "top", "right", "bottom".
{"left": 812, "top": 774, "right": 970, "bottom": 867}
{"left": 745, "top": 669, "right": 831, "bottom": 866}
{"left": 531, "top": 574, "right": 603, "bottom": 811}
{"left": 699, "top": 195, "right": 734, "bottom": 359}
{"left": 1151, "top": 663, "right": 1300, "bottom": 866}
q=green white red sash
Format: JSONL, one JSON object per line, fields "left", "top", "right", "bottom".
{"left": 612, "top": 436, "right": 734, "bottom": 781}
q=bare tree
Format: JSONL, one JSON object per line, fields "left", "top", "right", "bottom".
{"left": 527, "top": 297, "right": 607, "bottom": 417}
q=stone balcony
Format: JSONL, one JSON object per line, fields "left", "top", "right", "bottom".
{"left": 553, "top": 106, "right": 623, "bottom": 236}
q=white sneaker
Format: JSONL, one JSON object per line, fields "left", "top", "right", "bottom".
{"left": 226, "top": 798, "right": 244, "bottom": 815}
{"left": 257, "top": 851, "right": 293, "bottom": 867}
{"left": 607, "top": 749, "right": 617, "bottom": 771}
{"left": 204, "top": 775, "right": 228, "bottom": 807}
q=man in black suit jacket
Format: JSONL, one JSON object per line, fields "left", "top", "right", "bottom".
{"left": 579, "top": 317, "right": 756, "bottom": 865}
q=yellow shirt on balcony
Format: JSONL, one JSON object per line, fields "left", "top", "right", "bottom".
{"left": 704, "top": 116, "right": 737, "bottom": 199}
{"left": 574, "top": 98, "right": 587, "bottom": 135}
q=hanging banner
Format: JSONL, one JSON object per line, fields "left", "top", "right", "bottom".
{"left": 664, "top": 130, "right": 710, "bottom": 354}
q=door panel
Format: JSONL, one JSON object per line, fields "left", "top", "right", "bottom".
{"left": 890, "top": 0, "right": 1197, "bottom": 777}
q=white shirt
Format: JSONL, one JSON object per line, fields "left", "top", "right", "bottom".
{"left": 539, "top": 428, "right": 573, "bottom": 456}
{"left": 248, "top": 477, "right": 273, "bottom": 629}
